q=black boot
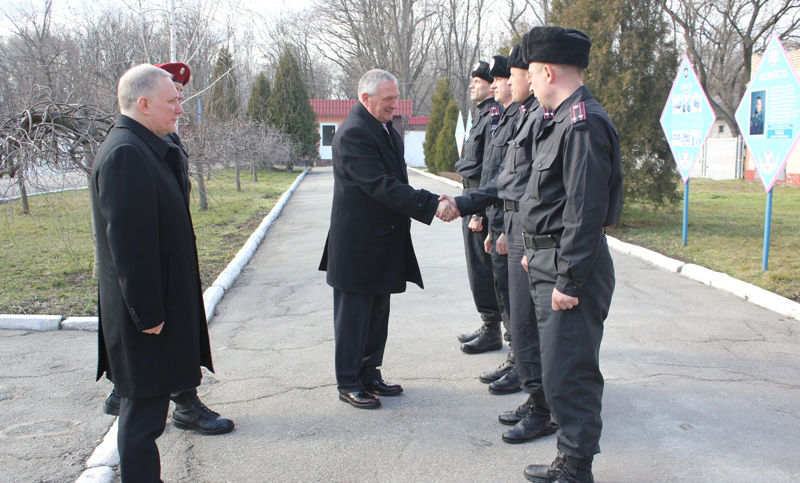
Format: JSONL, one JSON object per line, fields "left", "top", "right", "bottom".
{"left": 460, "top": 324, "right": 502, "bottom": 354}
{"left": 103, "top": 388, "right": 120, "bottom": 416}
{"left": 488, "top": 367, "right": 521, "bottom": 394}
{"left": 524, "top": 451, "right": 566, "bottom": 482}
{"left": 479, "top": 358, "right": 514, "bottom": 384}
{"left": 502, "top": 404, "right": 557, "bottom": 443}
{"left": 457, "top": 326, "right": 483, "bottom": 343}
{"left": 171, "top": 392, "right": 235, "bottom": 435}
{"left": 498, "top": 394, "right": 533, "bottom": 425}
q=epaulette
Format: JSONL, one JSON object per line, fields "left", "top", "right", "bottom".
{"left": 570, "top": 102, "right": 587, "bottom": 124}
{"left": 543, "top": 108, "right": 554, "bottom": 120}
{"left": 489, "top": 105, "right": 501, "bottom": 117}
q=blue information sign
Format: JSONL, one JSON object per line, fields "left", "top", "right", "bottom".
{"left": 660, "top": 55, "right": 716, "bottom": 184}
{"left": 735, "top": 36, "right": 800, "bottom": 192}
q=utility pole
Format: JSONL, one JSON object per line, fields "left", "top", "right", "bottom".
{"left": 169, "top": 0, "right": 177, "bottom": 62}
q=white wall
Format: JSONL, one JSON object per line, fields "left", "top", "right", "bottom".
{"left": 404, "top": 131, "right": 426, "bottom": 167}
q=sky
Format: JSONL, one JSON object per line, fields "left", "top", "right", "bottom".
{"left": 0, "top": 0, "right": 315, "bottom": 34}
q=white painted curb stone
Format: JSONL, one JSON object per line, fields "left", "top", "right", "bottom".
{"left": 62, "top": 317, "right": 99, "bottom": 331}
{"left": 0, "top": 314, "right": 62, "bottom": 331}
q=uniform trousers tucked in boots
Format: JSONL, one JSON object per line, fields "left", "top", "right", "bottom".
{"left": 460, "top": 187, "right": 502, "bottom": 329}
{"left": 507, "top": 214, "right": 543, "bottom": 395}
{"left": 525, "top": 235, "right": 615, "bottom": 459}
{"left": 489, "top": 236, "right": 512, "bottom": 338}
{"left": 118, "top": 394, "right": 170, "bottom": 482}
{"left": 333, "top": 288, "right": 390, "bottom": 393}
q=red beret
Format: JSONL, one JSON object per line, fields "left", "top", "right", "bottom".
{"left": 154, "top": 62, "right": 191, "bottom": 85}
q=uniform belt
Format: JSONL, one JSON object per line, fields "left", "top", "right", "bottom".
{"left": 462, "top": 177, "right": 480, "bottom": 188}
{"left": 503, "top": 199, "right": 519, "bottom": 212}
{"left": 522, "top": 232, "right": 560, "bottom": 250}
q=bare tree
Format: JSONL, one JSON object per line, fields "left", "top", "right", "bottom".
{"left": 438, "top": 0, "right": 489, "bottom": 115}
{"left": 312, "top": 0, "right": 439, "bottom": 104}
{"left": 660, "top": 0, "right": 800, "bottom": 135}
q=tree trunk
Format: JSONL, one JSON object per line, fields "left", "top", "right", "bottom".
{"left": 234, "top": 161, "right": 241, "bottom": 191}
{"left": 252, "top": 160, "right": 258, "bottom": 182}
{"left": 196, "top": 172, "right": 208, "bottom": 211}
{"left": 17, "top": 174, "right": 30, "bottom": 215}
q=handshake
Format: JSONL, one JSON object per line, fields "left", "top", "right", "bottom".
{"left": 436, "top": 195, "right": 460, "bottom": 222}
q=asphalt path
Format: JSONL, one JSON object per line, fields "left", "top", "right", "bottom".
{"left": 1, "top": 167, "right": 799, "bottom": 482}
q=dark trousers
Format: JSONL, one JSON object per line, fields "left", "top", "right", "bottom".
{"left": 506, "top": 216, "right": 543, "bottom": 395}
{"left": 333, "top": 288, "right": 390, "bottom": 393}
{"left": 489, "top": 235, "right": 512, "bottom": 341}
{"left": 525, "top": 235, "right": 615, "bottom": 458}
{"left": 118, "top": 394, "right": 170, "bottom": 483}
{"left": 461, "top": 188, "right": 501, "bottom": 324}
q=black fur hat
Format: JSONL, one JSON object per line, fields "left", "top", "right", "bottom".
{"left": 489, "top": 55, "right": 510, "bottom": 78}
{"left": 471, "top": 60, "right": 493, "bottom": 83}
{"left": 507, "top": 44, "right": 527, "bottom": 69}
{"left": 522, "top": 26, "right": 591, "bottom": 68}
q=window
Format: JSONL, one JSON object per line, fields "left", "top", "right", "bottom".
{"left": 322, "top": 125, "right": 335, "bottom": 146}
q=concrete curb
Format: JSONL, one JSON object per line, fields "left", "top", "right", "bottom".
{"left": 414, "top": 168, "right": 800, "bottom": 323}
{"left": 0, "top": 314, "right": 62, "bottom": 331}
{"left": 1, "top": 169, "right": 310, "bottom": 333}
{"left": 408, "top": 166, "right": 463, "bottom": 188}
{"left": 73, "top": 168, "right": 310, "bottom": 483}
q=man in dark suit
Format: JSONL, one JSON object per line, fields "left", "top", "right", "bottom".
{"left": 91, "top": 64, "right": 218, "bottom": 481}
{"left": 100, "top": 61, "right": 234, "bottom": 437}
{"left": 319, "top": 68, "right": 456, "bottom": 409}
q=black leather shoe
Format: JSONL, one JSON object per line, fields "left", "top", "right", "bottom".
{"left": 502, "top": 407, "right": 558, "bottom": 443}
{"left": 479, "top": 359, "right": 514, "bottom": 383}
{"left": 172, "top": 395, "right": 235, "bottom": 435}
{"left": 489, "top": 367, "right": 521, "bottom": 394}
{"left": 457, "top": 326, "right": 483, "bottom": 343}
{"left": 499, "top": 395, "right": 534, "bottom": 425}
{"left": 461, "top": 325, "right": 502, "bottom": 354}
{"left": 364, "top": 378, "right": 403, "bottom": 396}
{"left": 339, "top": 391, "right": 381, "bottom": 409}
{"left": 524, "top": 451, "right": 567, "bottom": 482}
{"left": 103, "top": 390, "right": 120, "bottom": 416}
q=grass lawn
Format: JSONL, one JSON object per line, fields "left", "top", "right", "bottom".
{"left": 610, "top": 178, "right": 799, "bottom": 302}
{"left": 0, "top": 168, "right": 301, "bottom": 316}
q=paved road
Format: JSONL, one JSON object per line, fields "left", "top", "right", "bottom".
{"left": 2, "top": 167, "right": 799, "bottom": 482}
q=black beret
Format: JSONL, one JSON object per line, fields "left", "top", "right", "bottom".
{"left": 489, "top": 55, "right": 510, "bottom": 78}
{"left": 471, "top": 60, "right": 493, "bottom": 83}
{"left": 522, "top": 26, "right": 591, "bottom": 68}
{"left": 508, "top": 44, "right": 527, "bottom": 69}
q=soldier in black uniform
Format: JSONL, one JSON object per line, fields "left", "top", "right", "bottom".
{"left": 459, "top": 54, "right": 520, "bottom": 394}
{"left": 442, "top": 43, "right": 556, "bottom": 443}
{"left": 456, "top": 60, "right": 505, "bottom": 355}
{"left": 518, "top": 27, "right": 623, "bottom": 483}
{"left": 101, "top": 62, "right": 235, "bottom": 436}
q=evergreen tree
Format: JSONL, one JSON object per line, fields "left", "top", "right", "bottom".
{"left": 552, "top": 0, "right": 679, "bottom": 207}
{"left": 246, "top": 72, "right": 271, "bottom": 123}
{"left": 265, "top": 49, "right": 318, "bottom": 159}
{"left": 433, "top": 100, "right": 460, "bottom": 173}
{"left": 207, "top": 47, "right": 239, "bottom": 121}
{"left": 424, "top": 77, "right": 454, "bottom": 172}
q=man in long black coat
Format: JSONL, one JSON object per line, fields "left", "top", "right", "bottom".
{"left": 91, "top": 64, "right": 214, "bottom": 481}
{"left": 319, "top": 68, "right": 454, "bottom": 409}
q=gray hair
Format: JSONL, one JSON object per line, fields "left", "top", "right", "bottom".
{"left": 118, "top": 64, "right": 172, "bottom": 112}
{"left": 357, "top": 69, "right": 398, "bottom": 98}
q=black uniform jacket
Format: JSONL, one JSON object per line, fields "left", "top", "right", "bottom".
{"left": 319, "top": 102, "right": 439, "bottom": 295}
{"left": 481, "top": 101, "right": 521, "bottom": 235}
{"left": 455, "top": 97, "right": 502, "bottom": 180}
{"left": 91, "top": 115, "right": 213, "bottom": 398}
{"left": 519, "top": 86, "right": 623, "bottom": 297}
{"left": 454, "top": 96, "right": 538, "bottom": 226}
{"left": 498, "top": 95, "right": 542, "bottom": 234}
